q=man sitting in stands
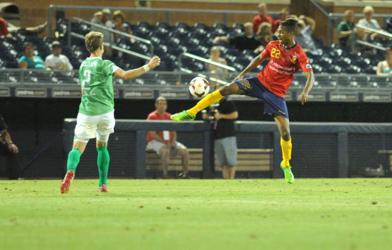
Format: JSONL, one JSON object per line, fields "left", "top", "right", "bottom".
{"left": 356, "top": 6, "right": 382, "bottom": 41}
{"left": 337, "top": 10, "right": 356, "bottom": 49}
{"left": 45, "top": 41, "right": 73, "bottom": 71}
{"left": 146, "top": 97, "right": 189, "bottom": 178}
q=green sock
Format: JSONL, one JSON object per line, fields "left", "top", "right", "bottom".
{"left": 97, "top": 146, "right": 110, "bottom": 187}
{"left": 66, "top": 148, "right": 82, "bottom": 172}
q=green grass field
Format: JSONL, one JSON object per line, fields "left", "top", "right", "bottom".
{"left": 1, "top": 179, "right": 392, "bottom": 250}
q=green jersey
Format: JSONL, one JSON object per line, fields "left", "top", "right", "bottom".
{"left": 78, "top": 57, "right": 117, "bottom": 116}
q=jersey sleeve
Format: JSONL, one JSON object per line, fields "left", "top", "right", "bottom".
{"left": 297, "top": 49, "right": 313, "bottom": 72}
{"left": 103, "top": 60, "right": 120, "bottom": 76}
{"left": 260, "top": 42, "right": 273, "bottom": 59}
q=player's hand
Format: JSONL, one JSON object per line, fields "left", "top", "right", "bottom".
{"left": 8, "top": 143, "right": 19, "bottom": 154}
{"left": 299, "top": 92, "right": 309, "bottom": 105}
{"left": 214, "top": 111, "right": 222, "bottom": 120}
{"left": 148, "top": 56, "right": 161, "bottom": 69}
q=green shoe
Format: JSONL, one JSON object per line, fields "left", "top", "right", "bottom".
{"left": 281, "top": 162, "right": 295, "bottom": 184}
{"left": 170, "top": 110, "right": 196, "bottom": 121}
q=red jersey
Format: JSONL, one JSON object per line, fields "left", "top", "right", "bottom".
{"left": 0, "top": 17, "right": 9, "bottom": 37}
{"left": 258, "top": 40, "right": 312, "bottom": 97}
{"left": 252, "top": 15, "right": 273, "bottom": 33}
{"left": 146, "top": 111, "right": 175, "bottom": 143}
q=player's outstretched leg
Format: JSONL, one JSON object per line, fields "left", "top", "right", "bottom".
{"left": 274, "top": 115, "right": 294, "bottom": 184}
{"left": 97, "top": 140, "right": 110, "bottom": 192}
{"left": 171, "top": 83, "right": 241, "bottom": 121}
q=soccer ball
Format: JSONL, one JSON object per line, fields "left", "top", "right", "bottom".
{"left": 189, "top": 77, "right": 210, "bottom": 98}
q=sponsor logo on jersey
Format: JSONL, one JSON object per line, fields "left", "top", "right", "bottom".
{"left": 290, "top": 56, "right": 298, "bottom": 64}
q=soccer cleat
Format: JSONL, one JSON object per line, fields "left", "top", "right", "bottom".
{"left": 170, "top": 110, "right": 196, "bottom": 121}
{"left": 99, "top": 184, "right": 108, "bottom": 192}
{"left": 280, "top": 161, "right": 295, "bottom": 184}
{"left": 60, "top": 171, "right": 75, "bottom": 194}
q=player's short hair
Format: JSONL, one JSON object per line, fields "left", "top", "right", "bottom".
{"left": 281, "top": 18, "right": 298, "bottom": 33}
{"left": 85, "top": 31, "right": 104, "bottom": 53}
{"left": 155, "top": 96, "right": 167, "bottom": 104}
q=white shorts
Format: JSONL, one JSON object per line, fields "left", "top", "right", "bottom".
{"left": 146, "top": 140, "right": 186, "bottom": 155}
{"left": 74, "top": 111, "right": 115, "bottom": 143}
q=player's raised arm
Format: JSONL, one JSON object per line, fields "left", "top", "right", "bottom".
{"left": 114, "top": 56, "right": 161, "bottom": 80}
{"left": 234, "top": 42, "right": 272, "bottom": 81}
{"left": 297, "top": 48, "right": 314, "bottom": 105}
{"left": 234, "top": 55, "right": 265, "bottom": 81}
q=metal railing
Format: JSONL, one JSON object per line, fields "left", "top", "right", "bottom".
{"left": 71, "top": 17, "right": 154, "bottom": 51}
{"left": 356, "top": 24, "right": 392, "bottom": 39}
{"left": 48, "top": 5, "right": 281, "bottom": 38}
{"left": 2, "top": 69, "right": 392, "bottom": 88}
{"left": 179, "top": 52, "right": 237, "bottom": 86}
{"left": 356, "top": 40, "right": 387, "bottom": 51}
{"left": 69, "top": 32, "right": 151, "bottom": 60}
{"left": 353, "top": 24, "right": 391, "bottom": 51}
{"left": 67, "top": 17, "right": 153, "bottom": 61}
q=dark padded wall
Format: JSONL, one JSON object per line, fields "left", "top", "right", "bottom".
{"left": 348, "top": 134, "right": 392, "bottom": 176}
{"left": 291, "top": 134, "right": 338, "bottom": 178}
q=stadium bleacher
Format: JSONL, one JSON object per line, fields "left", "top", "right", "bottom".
{"left": 0, "top": 15, "right": 389, "bottom": 77}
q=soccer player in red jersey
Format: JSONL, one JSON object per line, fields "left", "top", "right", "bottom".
{"left": 171, "top": 19, "right": 315, "bottom": 183}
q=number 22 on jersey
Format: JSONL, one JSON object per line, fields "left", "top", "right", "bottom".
{"left": 270, "top": 48, "right": 281, "bottom": 59}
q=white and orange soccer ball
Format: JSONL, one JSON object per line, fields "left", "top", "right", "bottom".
{"left": 189, "top": 77, "right": 210, "bottom": 98}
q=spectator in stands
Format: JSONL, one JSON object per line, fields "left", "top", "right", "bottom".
{"left": 113, "top": 10, "right": 135, "bottom": 44}
{"left": 18, "top": 42, "right": 45, "bottom": 69}
{"left": 295, "top": 15, "right": 317, "bottom": 52}
{"left": 91, "top": 11, "right": 103, "bottom": 24}
{"left": 213, "top": 22, "right": 262, "bottom": 52}
{"left": 256, "top": 22, "right": 273, "bottom": 47}
{"left": 208, "top": 46, "right": 228, "bottom": 84}
{"left": 91, "top": 9, "right": 114, "bottom": 57}
{"left": 45, "top": 41, "right": 73, "bottom": 71}
{"left": 357, "top": 6, "right": 382, "bottom": 41}
{"left": 253, "top": 3, "right": 273, "bottom": 34}
{"left": 337, "top": 10, "right": 356, "bottom": 48}
{"left": 202, "top": 99, "right": 238, "bottom": 179}
{"left": 376, "top": 48, "right": 392, "bottom": 76}
{"left": 272, "top": 8, "right": 289, "bottom": 33}
{"left": 146, "top": 97, "right": 189, "bottom": 178}
{"left": 0, "top": 114, "right": 20, "bottom": 179}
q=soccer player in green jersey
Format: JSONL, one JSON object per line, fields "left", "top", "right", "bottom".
{"left": 61, "top": 31, "right": 161, "bottom": 193}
